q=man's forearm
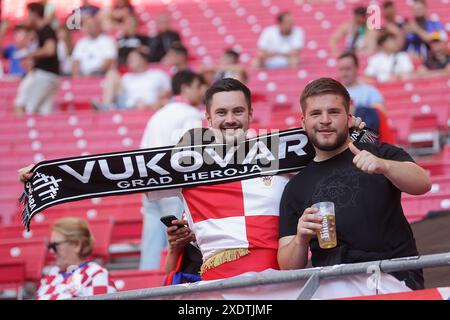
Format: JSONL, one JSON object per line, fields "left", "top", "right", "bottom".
{"left": 383, "top": 161, "right": 432, "bottom": 195}
{"left": 278, "top": 237, "right": 309, "bottom": 270}
{"left": 72, "top": 61, "right": 81, "bottom": 77}
{"left": 165, "top": 247, "right": 183, "bottom": 274}
{"left": 99, "top": 59, "right": 114, "bottom": 74}
{"left": 29, "top": 48, "right": 53, "bottom": 59}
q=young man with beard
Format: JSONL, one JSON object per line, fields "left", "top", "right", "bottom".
{"left": 154, "top": 78, "right": 289, "bottom": 280}
{"left": 278, "top": 78, "right": 431, "bottom": 293}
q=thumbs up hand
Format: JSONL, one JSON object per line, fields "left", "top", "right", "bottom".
{"left": 349, "top": 143, "right": 388, "bottom": 175}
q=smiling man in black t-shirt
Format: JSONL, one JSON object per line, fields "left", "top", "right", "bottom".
{"left": 278, "top": 77, "right": 432, "bottom": 292}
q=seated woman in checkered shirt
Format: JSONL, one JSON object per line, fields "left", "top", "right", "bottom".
{"left": 36, "top": 218, "right": 116, "bottom": 300}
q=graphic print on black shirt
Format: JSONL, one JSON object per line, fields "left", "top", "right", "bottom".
{"left": 311, "top": 167, "right": 364, "bottom": 209}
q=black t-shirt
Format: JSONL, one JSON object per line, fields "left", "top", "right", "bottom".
{"left": 117, "top": 34, "right": 150, "bottom": 66}
{"left": 35, "top": 25, "right": 59, "bottom": 75}
{"left": 149, "top": 31, "right": 181, "bottom": 62}
{"left": 279, "top": 142, "right": 424, "bottom": 290}
{"left": 424, "top": 53, "right": 450, "bottom": 70}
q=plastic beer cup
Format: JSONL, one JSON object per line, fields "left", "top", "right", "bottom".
{"left": 312, "top": 201, "right": 337, "bottom": 249}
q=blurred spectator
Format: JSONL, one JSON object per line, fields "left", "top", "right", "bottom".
{"left": 149, "top": 13, "right": 181, "bottom": 62}
{"left": 162, "top": 42, "right": 190, "bottom": 74}
{"left": 365, "top": 32, "right": 414, "bottom": 83}
{"left": 404, "top": 0, "right": 448, "bottom": 59}
{"left": 99, "top": 48, "right": 171, "bottom": 110}
{"left": 101, "top": 0, "right": 135, "bottom": 31}
{"left": 215, "top": 49, "right": 248, "bottom": 83}
{"left": 117, "top": 15, "right": 150, "bottom": 68}
{"left": 1, "top": 24, "right": 34, "bottom": 78}
{"left": 254, "top": 11, "right": 304, "bottom": 68}
{"left": 382, "top": 1, "right": 405, "bottom": 50}
{"left": 77, "top": 0, "right": 100, "bottom": 17}
{"left": 0, "top": 19, "right": 9, "bottom": 39}
{"left": 56, "top": 26, "right": 73, "bottom": 76}
{"left": 36, "top": 218, "right": 117, "bottom": 299}
{"left": 417, "top": 33, "right": 450, "bottom": 76}
{"left": 14, "top": 2, "right": 60, "bottom": 116}
{"left": 330, "top": 6, "right": 377, "bottom": 57}
{"left": 337, "top": 51, "right": 384, "bottom": 134}
{"left": 40, "top": 0, "right": 58, "bottom": 29}
{"left": 200, "top": 49, "right": 248, "bottom": 86}
{"left": 139, "top": 70, "right": 205, "bottom": 270}
{"left": 71, "top": 15, "right": 117, "bottom": 77}
{"left": 337, "top": 51, "right": 384, "bottom": 110}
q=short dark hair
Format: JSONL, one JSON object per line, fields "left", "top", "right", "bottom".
{"left": 353, "top": 6, "right": 367, "bottom": 16}
{"left": 300, "top": 78, "right": 351, "bottom": 114}
{"left": 223, "top": 49, "right": 239, "bottom": 63}
{"left": 205, "top": 78, "right": 252, "bottom": 113}
{"left": 129, "top": 47, "right": 149, "bottom": 60}
{"left": 14, "top": 24, "right": 31, "bottom": 32}
{"left": 169, "top": 42, "right": 188, "bottom": 57}
{"left": 377, "top": 32, "right": 396, "bottom": 46}
{"left": 277, "top": 11, "right": 291, "bottom": 24}
{"left": 413, "top": 0, "right": 427, "bottom": 5}
{"left": 383, "top": 1, "right": 395, "bottom": 9}
{"left": 27, "top": 2, "right": 45, "bottom": 18}
{"left": 338, "top": 51, "right": 359, "bottom": 67}
{"left": 171, "top": 70, "right": 203, "bottom": 95}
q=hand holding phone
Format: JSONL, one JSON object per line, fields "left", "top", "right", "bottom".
{"left": 161, "top": 215, "right": 194, "bottom": 251}
{"left": 160, "top": 215, "right": 179, "bottom": 228}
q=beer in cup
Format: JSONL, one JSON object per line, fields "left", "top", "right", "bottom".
{"left": 312, "top": 201, "right": 337, "bottom": 249}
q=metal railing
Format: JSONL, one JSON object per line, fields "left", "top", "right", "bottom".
{"left": 74, "top": 252, "right": 450, "bottom": 300}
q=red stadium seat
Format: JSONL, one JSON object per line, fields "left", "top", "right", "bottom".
{"left": 0, "top": 239, "right": 47, "bottom": 284}
{"left": 408, "top": 114, "right": 440, "bottom": 153}
{"left": 0, "top": 219, "right": 114, "bottom": 263}
{"left": 0, "top": 260, "right": 26, "bottom": 299}
{"left": 109, "top": 270, "right": 166, "bottom": 291}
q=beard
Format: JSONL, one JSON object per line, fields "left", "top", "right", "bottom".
{"left": 308, "top": 126, "right": 349, "bottom": 151}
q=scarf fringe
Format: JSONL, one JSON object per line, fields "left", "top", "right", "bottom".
{"left": 357, "top": 128, "right": 379, "bottom": 144}
{"left": 200, "top": 248, "right": 250, "bottom": 275}
{"left": 18, "top": 192, "right": 31, "bottom": 231}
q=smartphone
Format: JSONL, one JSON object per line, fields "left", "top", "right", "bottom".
{"left": 160, "top": 215, "right": 181, "bottom": 228}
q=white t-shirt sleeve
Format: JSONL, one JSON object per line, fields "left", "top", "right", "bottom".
{"left": 257, "top": 27, "right": 272, "bottom": 51}
{"left": 102, "top": 36, "right": 117, "bottom": 60}
{"left": 71, "top": 40, "right": 84, "bottom": 61}
{"left": 119, "top": 73, "right": 129, "bottom": 93}
{"left": 396, "top": 53, "right": 414, "bottom": 74}
{"left": 177, "top": 110, "right": 203, "bottom": 141}
{"left": 364, "top": 55, "right": 378, "bottom": 77}
{"left": 157, "top": 71, "right": 171, "bottom": 93}
{"left": 145, "top": 188, "right": 182, "bottom": 201}
{"left": 292, "top": 27, "right": 305, "bottom": 50}
{"left": 140, "top": 118, "right": 153, "bottom": 149}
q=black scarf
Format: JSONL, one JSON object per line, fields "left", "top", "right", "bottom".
{"left": 19, "top": 127, "right": 377, "bottom": 230}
